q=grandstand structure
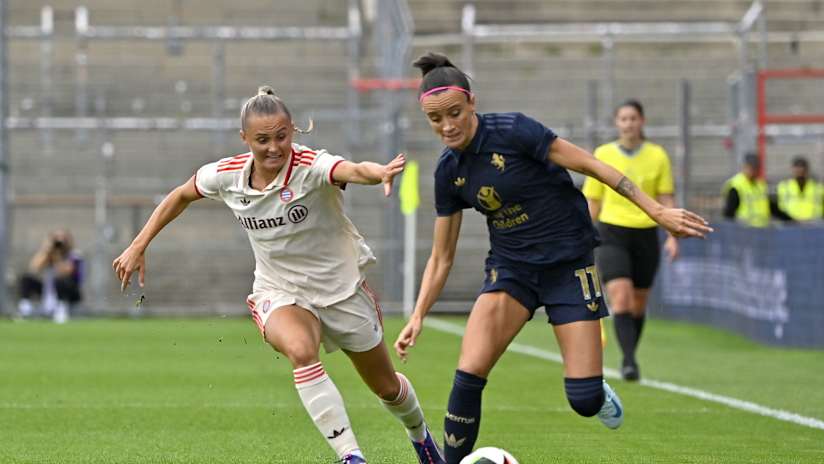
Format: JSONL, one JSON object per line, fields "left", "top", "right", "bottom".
{"left": 1, "top": 0, "right": 823, "bottom": 315}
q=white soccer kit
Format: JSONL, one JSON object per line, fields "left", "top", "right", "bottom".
{"left": 194, "top": 143, "right": 382, "bottom": 352}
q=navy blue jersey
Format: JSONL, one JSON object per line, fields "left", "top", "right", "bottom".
{"left": 434, "top": 112, "right": 599, "bottom": 267}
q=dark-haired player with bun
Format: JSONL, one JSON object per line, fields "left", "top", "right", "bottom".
{"left": 113, "top": 86, "right": 445, "bottom": 464}
{"left": 393, "top": 53, "right": 712, "bottom": 463}
{"left": 583, "top": 99, "right": 678, "bottom": 381}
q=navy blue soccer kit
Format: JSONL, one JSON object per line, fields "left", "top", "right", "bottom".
{"left": 433, "top": 112, "right": 609, "bottom": 323}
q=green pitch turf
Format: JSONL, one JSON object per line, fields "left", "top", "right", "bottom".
{"left": 2, "top": 315, "right": 823, "bottom": 463}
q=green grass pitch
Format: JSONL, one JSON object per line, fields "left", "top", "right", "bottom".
{"left": 2, "top": 315, "right": 823, "bottom": 463}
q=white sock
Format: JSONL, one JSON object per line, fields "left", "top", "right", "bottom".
{"left": 53, "top": 301, "right": 69, "bottom": 324}
{"left": 18, "top": 299, "right": 33, "bottom": 317}
{"left": 381, "top": 372, "right": 427, "bottom": 442}
{"left": 294, "top": 362, "right": 362, "bottom": 459}
{"left": 42, "top": 272, "right": 58, "bottom": 315}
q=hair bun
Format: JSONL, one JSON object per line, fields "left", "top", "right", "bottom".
{"left": 257, "top": 85, "right": 276, "bottom": 96}
{"left": 412, "top": 52, "right": 456, "bottom": 77}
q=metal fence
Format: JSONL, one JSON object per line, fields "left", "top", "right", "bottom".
{"left": 1, "top": 1, "right": 369, "bottom": 314}
{"left": 2, "top": 0, "right": 824, "bottom": 317}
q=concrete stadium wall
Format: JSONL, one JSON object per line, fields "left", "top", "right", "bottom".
{"left": 5, "top": 0, "right": 824, "bottom": 314}
{"left": 407, "top": 0, "right": 824, "bottom": 33}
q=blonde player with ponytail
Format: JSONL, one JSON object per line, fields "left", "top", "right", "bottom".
{"left": 114, "top": 86, "right": 445, "bottom": 464}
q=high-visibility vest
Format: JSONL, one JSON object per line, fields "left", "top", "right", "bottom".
{"left": 777, "top": 178, "right": 824, "bottom": 221}
{"left": 722, "top": 173, "right": 770, "bottom": 227}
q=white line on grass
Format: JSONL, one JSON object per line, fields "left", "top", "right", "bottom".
{"left": 425, "top": 317, "right": 824, "bottom": 432}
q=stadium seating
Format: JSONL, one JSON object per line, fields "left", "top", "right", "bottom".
{"left": 6, "top": 0, "right": 824, "bottom": 311}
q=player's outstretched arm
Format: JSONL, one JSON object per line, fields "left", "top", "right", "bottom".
{"left": 548, "top": 138, "right": 713, "bottom": 239}
{"left": 394, "top": 211, "right": 462, "bottom": 361}
{"left": 112, "top": 175, "right": 202, "bottom": 291}
{"left": 331, "top": 153, "right": 406, "bottom": 196}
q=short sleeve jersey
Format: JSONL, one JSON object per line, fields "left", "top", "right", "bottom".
{"left": 434, "top": 112, "right": 599, "bottom": 267}
{"left": 582, "top": 141, "right": 674, "bottom": 228}
{"left": 195, "top": 143, "right": 376, "bottom": 306}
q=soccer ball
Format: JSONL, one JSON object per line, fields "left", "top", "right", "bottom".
{"left": 459, "top": 447, "right": 519, "bottom": 464}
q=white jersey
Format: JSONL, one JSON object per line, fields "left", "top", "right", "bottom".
{"left": 195, "top": 143, "right": 376, "bottom": 307}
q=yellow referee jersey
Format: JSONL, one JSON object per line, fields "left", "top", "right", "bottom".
{"left": 582, "top": 141, "right": 674, "bottom": 228}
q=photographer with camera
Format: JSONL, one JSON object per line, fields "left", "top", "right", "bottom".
{"left": 18, "top": 229, "right": 83, "bottom": 323}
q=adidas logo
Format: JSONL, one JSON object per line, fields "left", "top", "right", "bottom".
{"left": 587, "top": 301, "right": 599, "bottom": 312}
{"left": 239, "top": 197, "right": 250, "bottom": 206}
{"left": 444, "top": 433, "right": 466, "bottom": 448}
{"left": 327, "top": 427, "right": 348, "bottom": 440}
{"left": 489, "top": 268, "right": 498, "bottom": 284}
{"left": 454, "top": 177, "right": 466, "bottom": 187}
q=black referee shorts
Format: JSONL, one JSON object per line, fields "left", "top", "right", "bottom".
{"left": 595, "top": 222, "right": 661, "bottom": 289}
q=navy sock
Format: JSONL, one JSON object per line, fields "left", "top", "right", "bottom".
{"left": 444, "top": 369, "right": 487, "bottom": 464}
{"left": 565, "top": 376, "right": 605, "bottom": 417}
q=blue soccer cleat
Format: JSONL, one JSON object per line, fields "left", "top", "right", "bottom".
{"left": 339, "top": 454, "right": 367, "bottom": 464}
{"left": 597, "top": 380, "right": 624, "bottom": 429}
{"left": 412, "top": 426, "right": 445, "bottom": 464}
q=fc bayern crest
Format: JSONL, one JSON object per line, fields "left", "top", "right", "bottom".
{"left": 280, "top": 187, "right": 294, "bottom": 203}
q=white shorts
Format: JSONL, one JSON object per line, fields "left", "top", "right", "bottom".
{"left": 246, "top": 281, "right": 384, "bottom": 353}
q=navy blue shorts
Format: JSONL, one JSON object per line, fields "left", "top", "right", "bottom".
{"left": 480, "top": 252, "right": 609, "bottom": 325}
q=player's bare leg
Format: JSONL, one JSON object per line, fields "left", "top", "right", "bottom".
{"left": 553, "top": 320, "right": 603, "bottom": 377}
{"left": 264, "top": 305, "right": 322, "bottom": 367}
{"left": 345, "top": 342, "right": 445, "bottom": 464}
{"left": 265, "top": 306, "right": 365, "bottom": 463}
{"left": 442, "top": 292, "right": 530, "bottom": 464}
{"left": 458, "top": 292, "right": 531, "bottom": 375}
{"left": 554, "top": 320, "right": 623, "bottom": 429}
{"left": 344, "top": 340, "right": 398, "bottom": 399}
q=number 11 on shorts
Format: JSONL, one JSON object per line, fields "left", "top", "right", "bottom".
{"left": 574, "top": 265, "right": 602, "bottom": 301}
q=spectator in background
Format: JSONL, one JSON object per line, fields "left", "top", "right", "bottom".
{"left": 777, "top": 156, "right": 824, "bottom": 222}
{"left": 722, "top": 154, "right": 792, "bottom": 226}
{"left": 18, "top": 229, "right": 83, "bottom": 324}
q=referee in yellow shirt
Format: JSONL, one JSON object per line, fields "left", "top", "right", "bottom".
{"left": 582, "top": 100, "right": 678, "bottom": 381}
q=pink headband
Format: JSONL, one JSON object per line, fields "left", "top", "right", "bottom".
{"left": 418, "top": 86, "right": 473, "bottom": 102}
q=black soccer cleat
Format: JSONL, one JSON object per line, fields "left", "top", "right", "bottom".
{"left": 621, "top": 361, "right": 640, "bottom": 382}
